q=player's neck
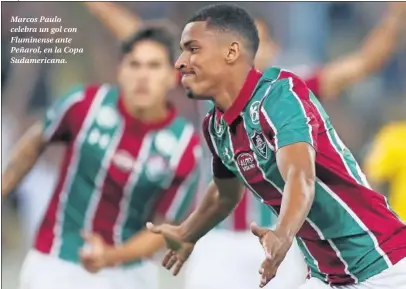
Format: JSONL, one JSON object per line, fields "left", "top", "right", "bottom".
{"left": 124, "top": 100, "right": 169, "bottom": 124}
{"left": 214, "top": 65, "right": 252, "bottom": 112}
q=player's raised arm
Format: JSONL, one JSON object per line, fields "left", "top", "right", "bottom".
{"left": 1, "top": 86, "right": 86, "bottom": 198}
{"left": 317, "top": 2, "right": 406, "bottom": 99}
{"left": 253, "top": 75, "right": 318, "bottom": 287}
{"left": 84, "top": 2, "right": 143, "bottom": 40}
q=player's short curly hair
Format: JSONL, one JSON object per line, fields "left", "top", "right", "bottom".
{"left": 120, "top": 26, "right": 176, "bottom": 64}
{"left": 187, "top": 4, "right": 259, "bottom": 59}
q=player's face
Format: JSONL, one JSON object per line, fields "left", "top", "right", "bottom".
{"left": 118, "top": 40, "right": 176, "bottom": 110}
{"left": 175, "top": 21, "right": 228, "bottom": 100}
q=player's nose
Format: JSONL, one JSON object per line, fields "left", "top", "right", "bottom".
{"left": 175, "top": 53, "right": 188, "bottom": 72}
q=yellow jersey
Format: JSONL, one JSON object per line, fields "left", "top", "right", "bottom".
{"left": 364, "top": 122, "right": 406, "bottom": 221}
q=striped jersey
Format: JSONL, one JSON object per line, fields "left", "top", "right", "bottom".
{"left": 35, "top": 84, "right": 201, "bottom": 265}
{"left": 202, "top": 67, "right": 406, "bottom": 285}
{"left": 204, "top": 71, "right": 320, "bottom": 231}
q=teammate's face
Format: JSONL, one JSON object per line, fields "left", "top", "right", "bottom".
{"left": 118, "top": 40, "right": 176, "bottom": 110}
{"left": 254, "top": 19, "right": 278, "bottom": 72}
{"left": 175, "top": 21, "right": 229, "bottom": 100}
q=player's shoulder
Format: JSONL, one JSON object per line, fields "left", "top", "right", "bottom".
{"left": 59, "top": 83, "right": 118, "bottom": 104}
{"left": 259, "top": 67, "right": 310, "bottom": 105}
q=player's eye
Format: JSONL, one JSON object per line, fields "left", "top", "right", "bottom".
{"left": 190, "top": 47, "right": 199, "bottom": 53}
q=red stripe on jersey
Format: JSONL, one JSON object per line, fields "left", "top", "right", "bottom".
{"left": 35, "top": 145, "right": 74, "bottom": 253}
{"left": 233, "top": 191, "right": 248, "bottom": 230}
{"left": 154, "top": 133, "right": 200, "bottom": 217}
{"left": 91, "top": 124, "right": 147, "bottom": 245}
{"left": 304, "top": 239, "right": 354, "bottom": 285}
{"left": 35, "top": 84, "right": 99, "bottom": 253}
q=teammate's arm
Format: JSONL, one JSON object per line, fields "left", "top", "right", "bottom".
{"left": 254, "top": 75, "right": 318, "bottom": 287}
{"left": 317, "top": 2, "right": 406, "bottom": 99}
{"left": 84, "top": 2, "right": 143, "bottom": 40}
{"left": 1, "top": 122, "right": 48, "bottom": 197}
{"left": 1, "top": 86, "right": 85, "bottom": 198}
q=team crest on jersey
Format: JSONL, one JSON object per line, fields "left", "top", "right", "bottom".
{"left": 96, "top": 106, "right": 118, "bottom": 128}
{"left": 155, "top": 131, "right": 178, "bottom": 156}
{"left": 146, "top": 155, "right": 168, "bottom": 181}
{"left": 249, "top": 101, "right": 260, "bottom": 125}
{"left": 250, "top": 131, "right": 268, "bottom": 159}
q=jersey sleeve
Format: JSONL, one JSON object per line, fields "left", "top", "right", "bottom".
{"left": 363, "top": 126, "right": 397, "bottom": 183}
{"left": 42, "top": 85, "right": 86, "bottom": 143}
{"left": 259, "top": 76, "right": 319, "bottom": 151}
{"left": 154, "top": 128, "right": 202, "bottom": 223}
{"left": 202, "top": 112, "right": 235, "bottom": 179}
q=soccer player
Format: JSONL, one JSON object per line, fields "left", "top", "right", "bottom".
{"left": 83, "top": 3, "right": 406, "bottom": 288}
{"left": 147, "top": 4, "right": 406, "bottom": 289}
{"left": 363, "top": 121, "right": 406, "bottom": 221}
{"left": 1, "top": 27, "right": 201, "bottom": 289}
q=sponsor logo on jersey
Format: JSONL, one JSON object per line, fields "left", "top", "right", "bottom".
{"left": 249, "top": 101, "right": 260, "bottom": 124}
{"left": 96, "top": 106, "right": 118, "bottom": 128}
{"left": 237, "top": 152, "right": 255, "bottom": 172}
{"left": 113, "top": 150, "right": 135, "bottom": 172}
{"left": 250, "top": 131, "right": 268, "bottom": 159}
{"left": 155, "top": 131, "right": 178, "bottom": 156}
{"left": 145, "top": 154, "right": 167, "bottom": 181}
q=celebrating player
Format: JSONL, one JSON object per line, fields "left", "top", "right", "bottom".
{"left": 147, "top": 4, "right": 406, "bottom": 289}
{"left": 83, "top": 2, "right": 406, "bottom": 289}
{"left": 2, "top": 27, "right": 201, "bottom": 289}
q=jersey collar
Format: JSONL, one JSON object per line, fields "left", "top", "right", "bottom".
{"left": 222, "top": 68, "right": 262, "bottom": 125}
{"left": 118, "top": 96, "right": 177, "bottom": 133}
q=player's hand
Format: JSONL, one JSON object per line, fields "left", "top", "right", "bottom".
{"left": 250, "top": 222, "right": 293, "bottom": 288}
{"left": 147, "top": 222, "right": 195, "bottom": 276}
{"left": 79, "top": 231, "right": 112, "bottom": 273}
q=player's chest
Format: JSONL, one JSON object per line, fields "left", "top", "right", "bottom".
{"left": 211, "top": 115, "right": 278, "bottom": 183}
{"left": 77, "top": 112, "right": 178, "bottom": 191}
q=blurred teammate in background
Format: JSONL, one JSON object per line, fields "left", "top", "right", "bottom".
{"left": 1, "top": 26, "right": 201, "bottom": 289}
{"left": 147, "top": 3, "right": 406, "bottom": 289}
{"left": 84, "top": 2, "right": 406, "bottom": 289}
{"left": 363, "top": 121, "right": 406, "bottom": 221}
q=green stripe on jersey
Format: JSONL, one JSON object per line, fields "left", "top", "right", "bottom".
{"left": 58, "top": 86, "right": 121, "bottom": 261}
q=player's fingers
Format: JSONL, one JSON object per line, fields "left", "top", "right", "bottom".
{"left": 250, "top": 222, "right": 262, "bottom": 237}
{"left": 165, "top": 254, "right": 178, "bottom": 270}
{"left": 162, "top": 250, "right": 175, "bottom": 267}
{"left": 259, "top": 258, "right": 276, "bottom": 288}
{"left": 172, "top": 259, "right": 185, "bottom": 276}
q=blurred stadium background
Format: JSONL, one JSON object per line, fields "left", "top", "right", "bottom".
{"left": 2, "top": 2, "right": 405, "bottom": 289}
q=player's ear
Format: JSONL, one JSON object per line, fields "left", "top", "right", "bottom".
{"left": 225, "top": 41, "right": 240, "bottom": 64}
